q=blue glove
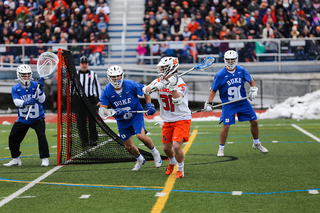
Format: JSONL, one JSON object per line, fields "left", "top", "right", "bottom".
{"left": 145, "top": 103, "right": 156, "bottom": 116}
{"left": 23, "top": 98, "right": 37, "bottom": 107}
{"left": 38, "top": 77, "right": 45, "bottom": 95}
{"left": 113, "top": 109, "right": 126, "bottom": 118}
{"left": 28, "top": 97, "right": 37, "bottom": 105}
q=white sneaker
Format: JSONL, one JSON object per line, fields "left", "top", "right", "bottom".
{"left": 41, "top": 158, "right": 49, "bottom": 167}
{"left": 152, "top": 150, "right": 162, "bottom": 168}
{"left": 217, "top": 149, "right": 224, "bottom": 157}
{"left": 132, "top": 159, "right": 146, "bottom": 171}
{"left": 252, "top": 142, "right": 268, "bottom": 154}
{"left": 3, "top": 158, "right": 22, "bottom": 167}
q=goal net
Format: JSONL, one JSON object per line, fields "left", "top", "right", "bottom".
{"left": 56, "top": 49, "right": 164, "bottom": 165}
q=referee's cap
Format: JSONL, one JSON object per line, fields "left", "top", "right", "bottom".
{"left": 80, "top": 56, "right": 88, "bottom": 63}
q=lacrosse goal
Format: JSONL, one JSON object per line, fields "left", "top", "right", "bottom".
{"left": 56, "top": 49, "right": 165, "bottom": 165}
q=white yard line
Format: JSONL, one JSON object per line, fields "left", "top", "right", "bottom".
{"left": 291, "top": 124, "right": 320, "bottom": 142}
{"left": 0, "top": 166, "right": 61, "bottom": 207}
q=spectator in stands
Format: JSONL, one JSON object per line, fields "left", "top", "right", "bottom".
{"left": 208, "top": 10, "right": 216, "bottom": 25}
{"left": 16, "top": 0, "right": 28, "bottom": 16}
{"left": 247, "top": 16, "right": 260, "bottom": 38}
{"left": 312, "top": 0, "right": 320, "bottom": 13}
{"left": 297, "top": 11, "right": 307, "bottom": 33}
{"left": 192, "top": 24, "right": 207, "bottom": 40}
{"left": 188, "top": 17, "right": 199, "bottom": 34}
{"left": 237, "top": 16, "right": 247, "bottom": 35}
{"left": 245, "top": 35, "right": 256, "bottom": 62}
{"left": 203, "top": 15, "right": 213, "bottom": 31}
{"left": 71, "top": 39, "right": 81, "bottom": 64}
{"left": 213, "top": 18, "right": 223, "bottom": 37}
{"left": 136, "top": 41, "right": 147, "bottom": 65}
{"left": 273, "top": 26, "right": 284, "bottom": 38}
{"left": 220, "top": 11, "right": 229, "bottom": 26}
{"left": 218, "top": 36, "right": 229, "bottom": 62}
{"left": 88, "top": 36, "right": 104, "bottom": 66}
{"left": 97, "top": 17, "right": 107, "bottom": 31}
{"left": 230, "top": 9, "right": 240, "bottom": 25}
{"left": 290, "top": 26, "right": 300, "bottom": 39}
{"left": 314, "top": 26, "right": 320, "bottom": 37}
{"left": 225, "top": 18, "right": 235, "bottom": 31}
{"left": 181, "top": 1, "right": 191, "bottom": 17}
{"left": 207, "top": 25, "right": 215, "bottom": 38}
{"left": 262, "top": 23, "right": 274, "bottom": 39}
{"left": 221, "top": 3, "right": 233, "bottom": 16}
{"left": 155, "top": 6, "right": 167, "bottom": 23}
{"left": 262, "top": 8, "right": 276, "bottom": 26}
{"left": 234, "top": 0, "right": 246, "bottom": 15}
{"left": 199, "top": 4, "right": 208, "bottom": 20}
{"left": 294, "top": 35, "right": 307, "bottom": 60}
{"left": 95, "top": 0, "right": 110, "bottom": 15}
{"left": 306, "top": 34, "right": 319, "bottom": 60}
{"left": 71, "top": 20, "right": 83, "bottom": 42}
{"left": 145, "top": 0, "right": 157, "bottom": 14}
{"left": 180, "top": 13, "right": 191, "bottom": 31}
{"left": 247, "top": 0, "right": 259, "bottom": 14}
{"left": 0, "top": 38, "right": 14, "bottom": 67}
{"left": 159, "top": 19, "right": 171, "bottom": 37}
{"left": 264, "top": 34, "right": 278, "bottom": 53}
{"left": 95, "top": 8, "right": 109, "bottom": 26}
{"left": 97, "top": 27, "right": 109, "bottom": 43}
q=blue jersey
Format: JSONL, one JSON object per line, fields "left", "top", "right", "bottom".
{"left": 211, "top": 65, "right": 251, "bottom": 106}
{"left": 100, "top": 79, "right": 145, "bottom": 126}
{"left": 12, "top": 81, "right": 45, "bottom": 124}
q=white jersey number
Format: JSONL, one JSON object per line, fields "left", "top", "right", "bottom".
{"left": 19, "top": 104, "right": 40, "bottom": 119}
{"left": 227, "top": 86, "right": 242, "bottom": 101}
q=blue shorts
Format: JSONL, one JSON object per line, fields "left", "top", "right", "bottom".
{"left": 219, "top": 99, "right": 257, "bottom": 125}
{"left": 117, "top": 113, "right": 147, "bottom": 141}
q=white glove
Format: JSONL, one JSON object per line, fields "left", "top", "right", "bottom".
{"left": 149, "top": 79, "right": 166, "bottom": 93}
{"left": 248, "top": 87, "right": 258, "bottom": 101}
{"left": 204, "top": 101, "right": 213, "bottom": 112}
{"left": 99, "top": 107, "right": 116, "bottom": 119}
{"left": 168, "top": 74, "right": 178, "bottom": 91}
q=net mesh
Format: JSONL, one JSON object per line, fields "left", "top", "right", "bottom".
{"left": 195, "top": 57, "right": 215, "bottom": 70}
{"left": 57, "top": 49, "right": 165, "bottom": 165}
{"left": 37, "top": 52, "right": 59, "bottom": 76}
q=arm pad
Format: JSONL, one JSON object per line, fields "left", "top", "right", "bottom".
{"left": 172, "top": 96, "right": 183, "bottom": 105}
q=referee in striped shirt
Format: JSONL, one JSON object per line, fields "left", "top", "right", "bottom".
{"left": 77, "top": 56, "right": 102, "bottom": 146}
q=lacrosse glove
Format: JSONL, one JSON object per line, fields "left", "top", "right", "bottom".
{"left": 248, "top": 87, "right": 258, "bottom": 101}
{"left": 145, "top": 103, "right": 156, "bottom": 116}
{"left": 204, "top": 101, "right": 213, "bottom": 112}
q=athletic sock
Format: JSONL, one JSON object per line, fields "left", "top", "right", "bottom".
{"left": 177, "top": 162, "right": 184, "bottom": 172}
{"left": 169, "top": 157, "right": 177, "bottom": 165}
{"left": 150, "top": 146, "right": 157, "bottom": 154}
{"left": 137, "top": 154, "right": 145, "bottom": 161}
{"left": 219, "top": 144, "right": 225, "bottom": 150}
{"left": 253, "top": 138, "right": 260, "bottom": 144}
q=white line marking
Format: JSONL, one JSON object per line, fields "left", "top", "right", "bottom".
{"left": 79, "top": 194, "right": 91, "bottom": 199}
{"left": 0, "top": 166, "right": 61, "bottom": 207}
{"left": 308, "top": 190, "right": 319, "bottom": 194}
{"left": 232, "top": 191, "right": 242, "bottom": 195}
{"left": 291, "top": 124, "right": 320, "bottom": 142}
{"left": 155, "top": 192, "right": 167, "bottom": 197}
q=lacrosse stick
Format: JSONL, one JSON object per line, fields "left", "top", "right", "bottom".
{"left": 25, "top": 52, "right": 59, "bottom": 119}
{"left": 151, "top": 57, "right": 215, "bottom": 93}
{"left": 99, "top": 107, "right": 148, "bottom": 119}
{"left": 191, "top": 97, "right": 248, "bottom": 114}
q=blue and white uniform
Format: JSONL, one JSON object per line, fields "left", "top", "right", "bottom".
{"left": 211, "top": 65, "right": 257, "bottom": 125}
{"left": 100, "top": 79, "right": 146, "bottom": 141}
{"left": 12, "top": 81, "right": 45, "bottom": 124}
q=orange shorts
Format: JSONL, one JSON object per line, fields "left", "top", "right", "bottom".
{"left": 162, "top": 120, "right": 191, "bottom": 144}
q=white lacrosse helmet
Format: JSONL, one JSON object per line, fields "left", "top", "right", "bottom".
{"left": 157, "top": 57, "right": 179, "bottom": 79}
{"left": 107, "top": 65, "right": 124, "bottom": 89}
{"left": 224, "top": 50, "right": 238, "bottom": 70}
{"left": 17, "top": 64, "right": 32, "bottom": 85}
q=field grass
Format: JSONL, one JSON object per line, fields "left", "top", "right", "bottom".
{"left": 0, "top": 119, "right": 320, "bottom": 213}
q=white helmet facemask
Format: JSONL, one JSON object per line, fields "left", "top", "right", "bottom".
{"left": 157, "top": 57, "right": 179, "bottom": 79}
{"left": 17, "top": 64, "right": 32, "bottom": 86}
{"left": 107, "top": 65, "right": 124, "bottom": 89}
{"left": 224, "top": 50, "right": 238, "bottom": 70}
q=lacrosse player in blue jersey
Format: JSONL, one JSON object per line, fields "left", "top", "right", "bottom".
{"left": 3, "top": 65, "right": 50, "bottom": 167}
{"left": 99, "top": 65, "right": 162, "bottom": 171}
{"left": 204, "top": 50, "right": 268, "bottom": 156}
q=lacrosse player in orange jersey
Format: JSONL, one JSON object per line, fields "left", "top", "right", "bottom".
{"left": 143, "top": 57, "right": 191, "bottom": 178}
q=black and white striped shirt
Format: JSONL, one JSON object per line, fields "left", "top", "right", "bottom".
{"left": 77, "top": 70, "right": 101, "bottom": 98}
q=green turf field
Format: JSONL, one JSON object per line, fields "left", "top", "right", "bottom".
{"left": 1, "top": 119, "right": 320, "bottom": 213}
